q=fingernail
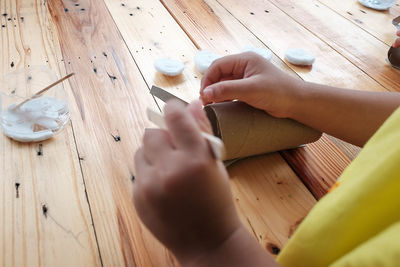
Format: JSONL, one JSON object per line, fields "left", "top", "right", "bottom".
{"left": 203, "top": 88, "right": 213, "bottom": 100}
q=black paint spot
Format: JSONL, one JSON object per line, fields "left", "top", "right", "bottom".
{"left": 27, "top": 76, "right": 32, "bottom": 80}
{"left": 264, "top": 10, "right": 269, "bottom": 13}
{"left": 75, "top": 3, "right": 80, "bottom": 6}
{"left": 108, "top": 73, "right": 117, "bottom": 80}
{"left": 15, "top": 183, "right": 20, "bottom": 198}
{"left": 64, "top": 8, "right": 69, "bottom": 12}
{"left": 112, "top": 135, "right": 121, "bottom": 142}
{"left": 360, "top": 9, "right": 366, "bottom": 13}
{"left": 93, "top": 68, "right": 97, "bottom": 73}
{"left": 11, "top": 89, "right": 16, "bottom": 94}
{"left": 37, "top": 144, "right": 43, "bottom": 156}
{"left": 250, "top": 12, "right": 255, "bottom": 15}
{"left": 103, "top": 52, "right": 107, "bottom": 57}
{"left": 131, "top": 174, "right": 135, "bottom": 182}
{"left": 121, "top": 3, "right": 125, "bottom": 6}
{"left": 1, "top": 25, "right": 5, "bottom": 28}
{"left": 42, "top": 204, "right": 48, "bottom": 218}
{"left": 347, "top": 11, "right": 353, "bottom": 15}
{"left": 136, "top": 6, "right": 140, "bottom": 10}
{"left": 7, "top": 18, "right": 11, "bottom": 21}
{"left": 20, "top": 17, "right": 24, "bottom": 22}
{"left": 266, "top": 243, "right": 281, "bottom": 255}
{"left": 129, "top": 13, "right": 133, "bottom": 16}
{"left": 80, "top": 8, "right": 85, "bottom": 11}
{"left": 11, "top": 62, "right": 14, "bottom": 67}
{"left": 2, "top": 13, "right": 7, "bottom": 17}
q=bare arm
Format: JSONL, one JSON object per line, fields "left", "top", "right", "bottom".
{"left": 290, "top": 83, "right": 400, "bottom": 146}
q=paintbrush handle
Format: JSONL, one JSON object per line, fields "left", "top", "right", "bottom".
{"left": 14, "top": 73, "right": 74, "bottom": 109}
{"left": 146, "top": 107, "right": 225, "bottom": 160}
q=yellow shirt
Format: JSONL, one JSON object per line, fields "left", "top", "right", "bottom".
{"left": 277, "top": 107, "right": 400, "bottom": 267}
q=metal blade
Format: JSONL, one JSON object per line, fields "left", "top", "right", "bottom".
{"left": 150, "top": 86, "right": 188, "bottom": 106}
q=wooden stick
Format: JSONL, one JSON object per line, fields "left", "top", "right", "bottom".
{"left": 146, "top": 107, "right": 226, "bottom": 160}
{"left": 14, "top": 73, "right": 75, "bottom": 109}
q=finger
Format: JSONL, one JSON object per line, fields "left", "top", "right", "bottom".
{"left": 394, "top": 38, "right": 400, "bottom": 48}
{"left": 164, "top": 100, "right": 205, "bottom": 151}
{"left": 142, "top": 128, "right": 174, "bottom": 165}
{"left": 187, "top": 100, "right": 213, "bottom": 134}
{"left": 134, "top": 148, "right": 153, "bottom": 183}
{"left": 200, "top": 54, "right": 248, "bottom": 92}
{"left": 200, "top": 78, "right": 254, "bottom": 104}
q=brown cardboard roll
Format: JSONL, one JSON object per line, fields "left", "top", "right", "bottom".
{"left": 204, "top": 101, "right": 322, "bottom": 160}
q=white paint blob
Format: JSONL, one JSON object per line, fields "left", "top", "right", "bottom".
{"left": 194, "top": 50, "right": 221, "bottom": 74}
{"left": 242, "top": 46, "right": 273, "bottom": 61}
{"left": 1, "top": 97, "right": 69, "bottom": 142}
{"left": 154, "top": 58, "right": 185, "bottom": 76}
{"left": 284, "top": 48, "right": 315, "bottom": 66}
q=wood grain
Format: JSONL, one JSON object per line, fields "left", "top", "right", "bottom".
{"left": 48, "top": 0, "right": 177, "bottom": 266}
{"left": 104, "top": 0, "right": 316, "bottom": 254}
{"left": 0, "top": 0, "right": 100, "bottom": 266}
{"left": 264, "top": 0, "right": 400, "bottom": 93}
{"left": 318, "top": 0, "right": 400, "bottom": 46}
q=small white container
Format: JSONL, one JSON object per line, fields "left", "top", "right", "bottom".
{"left": 358, "top": 0, "right": 398, "bottom": 10}
{"left": 0, "top": 66, "right": 70, "bottom": 142}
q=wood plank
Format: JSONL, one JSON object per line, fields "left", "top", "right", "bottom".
{"left": 157, "top": 0, "right": 358, "bottom": 199}
{"left": 263, "top": 0, "right": 400, "bottom": 93}
{"left": 281, "top": 135, "right": 352, "bottom": 199}
{"left": 47, "top": 0, "right": 178, "bottom": 266}
{"left": 318, "top": 0, "right": 400, "bottom": 46}
{"left": 214, "top": 0, "right": 388, "bottom": 92}
{"left": 104, "top": 0, "right": 316, "bottom": 253}
{"left": 0, "top": 1, "right": 100, "bottom": 266}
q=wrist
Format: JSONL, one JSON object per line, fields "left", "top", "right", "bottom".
{"left": 284, "top": 79, "right": 310, "bottom": 120}
{"left": 179, "top": 225, "right": 279, "bottom": 267}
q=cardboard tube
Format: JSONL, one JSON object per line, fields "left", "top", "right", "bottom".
{"left": 204, "top": 101, "right": 322, "bottom": 160}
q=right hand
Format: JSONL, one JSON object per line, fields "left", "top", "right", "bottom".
{"left": 200, "top": 52, "right": 304, "bottom": 118}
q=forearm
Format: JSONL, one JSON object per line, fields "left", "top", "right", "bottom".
{"left": 289, "top": 82, "right": 400, "bottom": 146}
{"left": 181, "top": 226, "right": 279, "bottom": 267}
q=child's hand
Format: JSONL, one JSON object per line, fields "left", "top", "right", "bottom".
{"left": 200, "top": 52, "right": 304, "bottom": 118}
{"left": 133, "top": 100, "right": 241, "bottom": 263}
{"left": 393, "top": 30, "right": 400, "bottom": 48}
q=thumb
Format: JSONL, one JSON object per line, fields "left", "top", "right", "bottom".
{"left": 201, "top": 79, "right": 251, "bottom": 104}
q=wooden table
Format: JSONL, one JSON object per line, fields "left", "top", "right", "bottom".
{"left": 1, "top": 0, "right": 398, "bottom": 266}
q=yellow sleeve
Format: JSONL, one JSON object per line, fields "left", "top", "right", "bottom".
{"left": 277, "top": 107, "right": 400, "bottom": 267}
{"left": 330, "top": 222, "right": 400, "bottom": 267}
